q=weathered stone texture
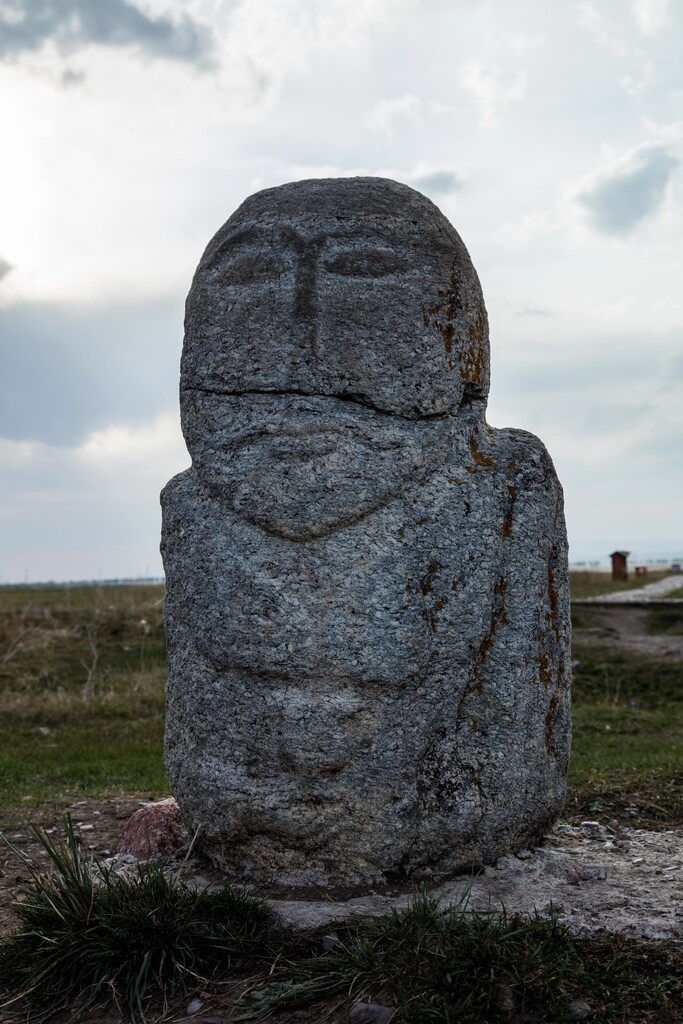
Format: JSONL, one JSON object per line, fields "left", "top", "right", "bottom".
{"left": 161, "top": 177, "right": 571, "bottom": 888}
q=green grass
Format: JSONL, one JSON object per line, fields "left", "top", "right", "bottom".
{"left": 238, "top": 891, "right": 683, "bottom": 1023}
{"left": 567, "top": 639, "right": 683, "bottom": 829}
{"left": 645, "top": 605, "right": 683, "bottom": 635}
{"left": 3, "top": 831, "right": 682, "bottom": 1024}
{"left": 572, "top": 642, "right": 683, "bottom": 705}
{"left": 0, "top": 585, "right": 168, "bottom": 806}
{"left": 2, "top": 584, "right": 683, "bottom": 1021}
{"left": 0, "top": 695, "right": 167, "bottom": 804}
{"left": 0, "top": 818, "right": 288, "bottom": 1022}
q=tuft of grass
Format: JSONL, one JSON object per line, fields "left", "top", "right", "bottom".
{"left": 3, "top": 827, "right": 683, "bottom": 1023}
{"left": 0, "top": 816, "right": 288, "bottom": 1022}
{"left": 237, "top": 891, "right": 683, "bottom": 1023}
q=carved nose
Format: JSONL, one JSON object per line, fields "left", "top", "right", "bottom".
{"left": 280, "top": 227, "right": 325, "bottom": 358}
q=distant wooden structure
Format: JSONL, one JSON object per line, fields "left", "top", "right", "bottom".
{"left": 610, "top": 550, "right": 630, "bottom": 582}
{"left": 634, "top": 566, "right": 648, "bottom": 578}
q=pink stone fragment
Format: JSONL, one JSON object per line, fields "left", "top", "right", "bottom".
{"left": 116, "top": 797, "right": 189, "bottom": 859}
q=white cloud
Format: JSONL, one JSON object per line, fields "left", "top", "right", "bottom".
{"left": 367, "top": 94, "right": 424, "bottom": 134}
{"left": 366, "top": 95, "right": 452, "bottom": 137}
{"left": 223, "top": 0, "right": 415, "bottom": 112}
{"left": 578, "top": 2, "right": 628, "bottom": 55}
{"left": 621, "top": 61, "right": 655, "bottom": 96}
{"left": 78, "top": 412, "right": 187, "bottom": 473}
{"left": 494, "top": 211, "right": 556, "bottom": 250}
{"left": 461, "top": 62, "right": 526, "bottom": 126}
{"left": 568, "top": 141, "right": 679, "bottom": 236}
{"left": 641, "top": 116, "right": 683, "bottom": 141}
{"left": 632, "top": 0, "right": 670, "bottom": 35}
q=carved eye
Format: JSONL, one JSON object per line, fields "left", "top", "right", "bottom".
{"left": 219, "top": 254, "right": 284, "bottom": 286}
{"left": 324, "top": 250, "right": 408, "bottom": 278}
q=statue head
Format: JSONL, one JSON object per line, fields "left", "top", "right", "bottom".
{"left": 180, "top": 177, "right": 491, "bottom": 539}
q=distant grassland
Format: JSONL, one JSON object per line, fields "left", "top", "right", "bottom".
{"left": 0, "top": 579, "right": 681, "bottom": 831}
{"left": 568, "top": 568, "right": 670, "bottom": 599}
{"left": 0, "top": 584, "right": 167, "bottom": 805}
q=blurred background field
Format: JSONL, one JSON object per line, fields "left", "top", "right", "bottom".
{"left": 0, "top": 584, "right": 167, "bottom": 806}
{"left": 568, "top": 568, "right": 671, "bottom": 599}
{"left": 0, "top": 576, "right": 681, "bottom": 832}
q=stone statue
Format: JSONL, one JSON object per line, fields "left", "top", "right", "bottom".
{"left": 161, "top": 177, "right": 571, "bottom": 888}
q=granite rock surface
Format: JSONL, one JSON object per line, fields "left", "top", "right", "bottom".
{"left": 161, "top": 177, "right": 571, "bottom": 888}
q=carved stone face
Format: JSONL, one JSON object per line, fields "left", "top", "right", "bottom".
{"left": 180, "top": 178, "right": 490, "bottom": 539}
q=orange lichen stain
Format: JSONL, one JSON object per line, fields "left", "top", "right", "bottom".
{"left": 547, "top": 563, "right": 560, "bottom": 641}
{"left": 439, "top": 321, "right": 455, "bottom": 355}
{"left": 507, "top": 461, "right": 517, "bottom": 470}
{"left": 470, "top": 438, "right": 494, "bottom": 467}
{"left": 451, "top": 579, "right": 458, "bottom": 591}
{"left": 471, "top": 718, "right": 478, "bottom": 731}
{"left": 415, "top": 517, "right": 430, "bottom": 526}
{"left": 537, "top": 652, "right": 552, "bottom": 687}
{"left": 468, "top": 310, "right": 486, "bottom": 347}
{"left": 545, "top": 693, "right": 559, "bottom": 755}
{"left": 417, "top": 560, "right": 441, "bottom": 595}
{"left": 480, "top": 579, "right": 509, "bottom": 663}
{"left": 480, "top": 633, "right": 494, "bottom": 664}
{"left": 457, "top": 310, "right": 488, "bottom": 387}
{"left": 397, "top": 527, "right": 405, "bottom": 539}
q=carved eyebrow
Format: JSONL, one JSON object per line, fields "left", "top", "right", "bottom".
{"left": 323, "top": 247, "right": 411, "bottom": 277}
{"left": 202, "top": 226, "right": 265, "bottom": 271}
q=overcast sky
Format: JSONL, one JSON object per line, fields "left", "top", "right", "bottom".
{"left": 1, "top": 0, "right": 682, "bottom": 582}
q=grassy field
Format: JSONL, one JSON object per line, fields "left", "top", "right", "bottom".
{"left": 568, "top": 568, "right": 670, "bottom": 599}
{"left": 0, "top": 584, "right": 167, "bottom": 806}
{"left": 1, "top": 580, "right": 683, "bottom": 1022}
{"left": 1, "top": 579, "right": 682, "bottom": 831}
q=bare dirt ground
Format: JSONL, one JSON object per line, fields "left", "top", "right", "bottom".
{"left": 587, "top": 606, "right": 683, "bottom": 659}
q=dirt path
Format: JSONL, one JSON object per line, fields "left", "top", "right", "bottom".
{"left": 588, "top": 606, "right": 683, "bottom": 659}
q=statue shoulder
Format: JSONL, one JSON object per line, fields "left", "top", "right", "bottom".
{"left": 490, "top": 426, "right": 561, "bottom": 489}
{"left": 160, "top": 467, "right": 197, "bottom": 515}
